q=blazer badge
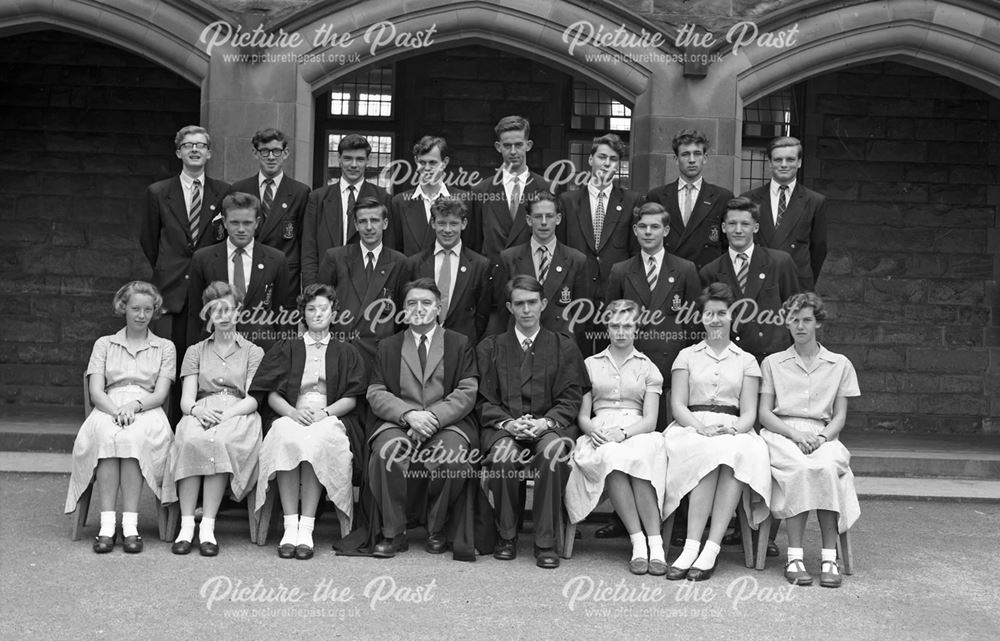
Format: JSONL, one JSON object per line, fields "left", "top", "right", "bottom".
{"left": 262, "top": 283, "right": 273, "bottom": 307}
{"left": 709, "top": 226, "right": 719, "bottom": 243}
{"left": 214, "top": 222, "right": 225, "bottom": 241}
{"left": 671, "top": 294, "right": 682, "bottom": 312}
{"left": 559, "top": 286, "right": 572, "bottom": 304}
{"left": 282, "top": 220, "right": 295, "bottom": 239}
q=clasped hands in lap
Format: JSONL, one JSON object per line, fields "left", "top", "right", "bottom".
{"left": 504, "top": 415, "right": 548, "bottom": 441}
{"left": 112, "top": 401, "right": 144, "bottom": 427}
{"left": 190, "top": 405, "right": 237, "bottom": 429}
{"left": 788, "top": 430, "right": 825, "bottom": 454}
{"left": 692, "top": 423, "right": 737, "bottom": 437}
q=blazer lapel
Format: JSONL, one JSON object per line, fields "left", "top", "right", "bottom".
{"left": 650, "top": 259, "right": 677, "bottom": 313}
{"left": 678, "top": 184, "right": 714, "bottom": 245}
{"left": 365, "top": 249, "right": 394, "bottom": 301}
{"left": 757, "top": 190, "right": 776, "bottom": 244}
{"left": 573, "top": 190, "right": 597, "bottom": 252}
{"left": 513, "top": 245, "right": 535, "bottom": 280}
{"left": 258, "top": 178, "right": 287, "bottom": 240}
{"left": 626, "top": 257, "right": 652, "bottom": 305}
{"left": 446, "top": 250, "right": 473, "bottom": 321}
{"left": 197, "top": 179, "right": 223, "bottom": 242}
{"left": 423, "top": 329, "right": 445, "bottom": 383}
{"left": 598, "top": 187, "right": 626, "bottom": 252}
{"left": 323, "top": 187, "right": 343, "bottom": 247}
{"left": 401, "top": 332, "right": 422, "bottom": 382}
{"left": 166, "top": 178, "right": 190, "bottom": 239}
{"left": 743, "top": 248, "right": 768, "bottom": 300}
{"left": 346, "top": 244, "right": 365, "bottom": 304}
{"left": 543, "top": 244, "right": 570, "bottom": 300}
{"left": 772, "top": 187, "right": 801, "bottom": 247}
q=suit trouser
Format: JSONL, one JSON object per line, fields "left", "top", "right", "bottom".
{"left": 485, "top": 432, "right": 570, "bottom": 549}
{"left": 368, "top": 427, "right": 470, "bottom": 539}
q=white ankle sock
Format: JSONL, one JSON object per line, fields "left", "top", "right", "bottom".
{"left": 199, "top": 517, "right": 217, "bottom": 545}
{"left": 672, "top": 538, "right": 701, "bottom": 570}
{"left": 821, "top": 548, "right": 839, "bottom": 574}
{"left": 280, "top": 514, "right": 299, "bottom": 547}
{"left": 693, "top": 540, "right": 721, "bottom": 570}
{"left": 297, "top": 516, "right": 315, "bottom": 548}
{"left": 176, "top": 515, "right": 196, "bottom": 543}
{"left": 99, "top": 511, "right": 116, "bottom": 538}
{"left": 121, "top": 512, "right": 139, "bottom": 538}
{"left": 787, "top": 546, "right": 804, "bottom": 562}
{"left": 628, "top": 532, "right": 646, "bottom": 560}
{"left": 647, "top": 535, "right": 665, "bottom": 563}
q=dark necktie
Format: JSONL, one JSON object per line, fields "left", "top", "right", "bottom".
{"left": 345, "top": 184, "right": 356, "bottom": 244}
{"left": 261, "top": 178, "right": 274, "bottom": 225}
{"left": 232, "top": 247, "right": 246, "bottom": 302}
{"left": 776, "top": 185, "right": 788, "bottom": 228}
{"left": 418, "top": 335, "right": 428, "bottom": 373}
{"left": 437, "top": 248, "right": 452, "bottom": 323}
{"left": 189, "top": 178, "right": 202, "bottom": 243}
{"left": 594, "top": 191, "right": 606, "bottom": 246}
{"left": 509, "top": 177, "right": 521, "bottom": 220}
{"left": 365, "top": 250, "right": 375, "bottom": 283}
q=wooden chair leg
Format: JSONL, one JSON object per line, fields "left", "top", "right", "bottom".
{"left": 247, "top": 487, "right": 259, "bottom": 544}
{"left": 660, "top": 512, "right": 676, "bottom": 562}
{"left": 71, "top": 482, "right": 94, "bottom": 541}
{"left": 256, "top": 481, "right": 277, "bottom": 546}
{"left": 755, "top": 516, "right": 771, "bottom": 571}
{"left": 736, "top": 496, "right": 754, "bottom": 569}
{"left": 158, "top": 502, "right": 179, "bottom": 542}
{"left": 838, "top": 529, "right": 853, "bottom": 575}
{"left": 561, "top": 521, "right": 577, "bottom": 559}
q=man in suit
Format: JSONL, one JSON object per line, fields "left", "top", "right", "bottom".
{"left": 494, "top": 191, "right": 588, "bottom": 336}
{"left": 557, "top": 133, "right": 642, "bottom": 354}
{"left": 390, "top": 136, "right": 465, "bottom": 257}
{"left": 477, "top": 275, "right": 585, "bottom": 569}
{"left": 606, "top": 202, "right": 701, "bottom": 429}
{"left": 227, "top": 128, "right": 310, "bottom": 293}
{"left": 186, "top": 192, "right": 292, "bottom": 351}
{"left": 404, "top": 197, "right": 491, "bottom": 344}
{"left": 646, "top": 129, "right": 733, "bottom": 271}
{"left": 318, "top": 197, "right": 407, "bottom": 362}
{"left": 301, "top": 134, "right": 391, "bottom": 287}
{"left": 363, "top": 278, "right": 479, "bottom": 560}
{"left": 700, "top": 197, "right": 800, "bottom": 363}
{"left": 742, "top": 136, "right": 828, "bottom": 291}
{"left": 466, "top": 115, "right": 551, "bottom": 263}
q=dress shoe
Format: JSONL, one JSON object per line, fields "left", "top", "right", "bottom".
{"left": 686, "top": 562, "right": 717, "bottom": 581}
{"left": 294, "top": 544, "right": 314, "bottom": 560}
{"left": 767, "top": 541, "right": 780, "bottom": 557}
{"left": 92, "top": 535, "right": 115, "bottom": 554}
{"left": 784, "top": 559, "right": 813, "bottom": 586}
{"left": 277, "top": 543, "right": 296, "bottom": 559}
{"left": 594, "top": 520, "right": 627, "bottom": 539}
{"left": 721, "top": 529, "right": 742, "bottom": 546}
{"left": 628, "top": 558, "right": 648, "bottom": 575}
{"left": 171, "top": 539, "right": 193, "bottom": 555}
{"left": 648, "top": 559, "right": 668, "bottom": 576}
{"left": 493, "top": 537, "right": 517, "bottom": 561}
{"left": 372, "top": 534, "right": 407, "bottom": 558}
{"left": 534, "top": 547, "right": 560, "bottom": 569}
{"left": 820, "top": 561, "right": 842, "bottom": 588}
{"left": 122, "top": 535, "right": 143, "bottom": 554}
{"left": 425, "top": 532, "right": 447, "bottom": 554}
{"left": 199, "top": 541, "right": 219, "bottom": 557}
{"left": 665, "top": 565, "right": 689, "bottom": 581}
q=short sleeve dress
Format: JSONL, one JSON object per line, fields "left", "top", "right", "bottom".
{"left": 564, "top": 349, "right": 668, "bottom": 524}
{"left": 252, "top": 335, "right": 366, "bottom": 535}
{"left": 661, "top": 341, "right": 772, "bottom": 527}
{"left": 760, "top": 345, "right": 861, "bottom": 533}
{"left": 160, "top": 334, "right": 265, "bottom": 504}
{"left": 64, "top": 329, "right": 176, "bottom": 513}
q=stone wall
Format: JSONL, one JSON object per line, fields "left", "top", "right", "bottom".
{"left": 0, "top": 31, "right": 200, "bottom": 405}
{"left": 803, "top": 62, "right": 999, "bottom": 433}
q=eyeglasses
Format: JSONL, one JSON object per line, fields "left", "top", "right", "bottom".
{"left": 178, "top": 142, "right": 209, "bottom": 151}
{"left": 256, "top": 148, "right": 286, "bottom": 158}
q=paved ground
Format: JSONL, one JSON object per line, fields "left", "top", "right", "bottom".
{"left": 2, "top": 472, "right": 999, "bottom": 641}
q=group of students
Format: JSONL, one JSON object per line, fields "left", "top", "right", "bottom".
{"left": 64, "top": 116, "right": 855, "bottom": 588}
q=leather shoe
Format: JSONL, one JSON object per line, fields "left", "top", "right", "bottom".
{"left": 493, "top": 537, "right": 517, "bottom": 561}
{"left": 372, "top": 534, "right": 407, "bottom": 558}
{"left": 425, "top": 532, "right": 447, "bottom": 554}
{"left": 767, "top": 541, "right": 780, "bottom": 557}
{"left": 171, "top": 539, "right": 193, "bottom": 555}
{"left": 534, "top": 547, "right": 560, "bottom": 569}
{"left": 199, "top": 541, "right": 219, "bottom": 557}
{"left": 594, "top": 520, "right": 627, "bottom": 539}
{"left": 721, "top": 529, "right": 742, "bottom": 546}
{"left": 784, "top": 559, "right": 813, "bottom": 586}
{"left": 820, "top": 561, "right": 842, "bottom": 588}
{"left": 277, "top": 543, "right": 295, "bottom": 559}
{"left": 648, "top": 559, "right": 668, "bottom": 576}
{"left": 628, "top": 558, "right": 648, "bottom": 575}
{"left": 686, "top": 562, "right": 717, "bottom": 581}
{"left": 122, "top": 535, "right": 143, "bottom": 554}
{"left": 92, "top": 535, "right": 115, "bottom": 554}
{"left": 665, "top": 565, "right": 689, "bottom": 581}
{"left": 294, "top": 544, "right": 314, "bottom": 560}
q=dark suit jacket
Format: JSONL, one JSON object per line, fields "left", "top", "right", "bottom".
{"left": 476, "top": 327, "right": 585, "bottom": 451}
{"left": 465, "top": 170, "right": 551, "bottom": 261}
{"left": 367, "top": 328, "right": 479, "bottom": 445}
{"left": 301, "top": 180, "right": 391, "bottom": 287}
{"left": 742, "top": 183, "right": 828, "bottom": 290}
{"left": 404, "top": 245, "right": 491, "bottom": 344}
{"left": 557, "top": 185, "right": 642, "bottom": 300}
{"left": 317, "top": 243, "right": 407, "bottom": 362}
{"left": 646, "top": 180, "right": 733, "bottom": 272}
{"left": 186, "top": 241, "right": 292, "bottom": 350}
{"left": 699, "top": 247, "right": 800, "bottom": 362}
{"left": 606, "top": 252, "right": 701, "bottom": 382}
{"left": 228, "top": 174, "right": 310, "bottom": 293}
{"left": 389, "top": 188, "right": 469, "bottom": 257}
{"left": 496, "top": 241, "right": 589, "bottom": 336}
{"left": 140, "top": 175, "right": 229, "bottom": 313}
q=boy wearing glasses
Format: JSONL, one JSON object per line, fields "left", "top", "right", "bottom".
{"left": 228, "top": 128, "right": 310, "bottom": 293}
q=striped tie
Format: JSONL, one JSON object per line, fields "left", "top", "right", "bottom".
{"left": 736, "top": 252, "right": 748, "bottom": 293}
{"left": 776, "top": 185, "right": 788, "bottom": 228}
{"left": 261, "top": 178, "right": 274, "bottom": 224}
{"left": 594, "top": 191, "right": 605, "bottom": 247}
{"left": 189, "top": 178, "right": 202, "bottom": 243}
{"left": 646, "top": 256, "right": 658, "bottom": 291}
{"left": 537, "top": 246, "right": 549, "bottom": 283}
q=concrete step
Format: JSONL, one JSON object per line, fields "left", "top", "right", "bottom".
{"left": 844, "top": 431, "right": 1000, "bottom": 480}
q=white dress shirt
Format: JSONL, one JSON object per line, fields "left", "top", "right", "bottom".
{"left": 180, "top": 171, "right": 206, "bottom": 213}
{"left": 769, "top": 179, "right": 796, "bottom": 226}
{"left": 226, "top": 238, "right": 254, "bottom": 290}
{"left": 434, "top": 240, "right": 461, "bottom": 309}
{"left": 414, "top": 183, "right": 452, "bottom": 222}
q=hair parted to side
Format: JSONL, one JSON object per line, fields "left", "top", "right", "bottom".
{"left": 113, "top": 280, "right": 164, "bottom": 318}
{"left": 671, "top": 129, "right": 710, "bottom": 155}
{"left": 297, "top": 283, "right": 339, "bottom": 317}
{"left": 697, "top": 282, "right": 735, "bottom": 312}
{"left": 251, "top": 128, "right": 287, "bottom": 149}
{"left": 174, "top": 125, "right": 210, "bottom": 148}
{"left": 494, "top": 115, "right": 530, "bottom": 139}
{"left": 504, "top": 274, "right": 544, "bottom": 302}
{"left": 403, "top": 277, "right": 441, "bottom": 302}
{"left": 724, "top": 196, "right": 760, "bottom": 222}
{"left": 782, "top": 291, "right": 827, "bottom": 322}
